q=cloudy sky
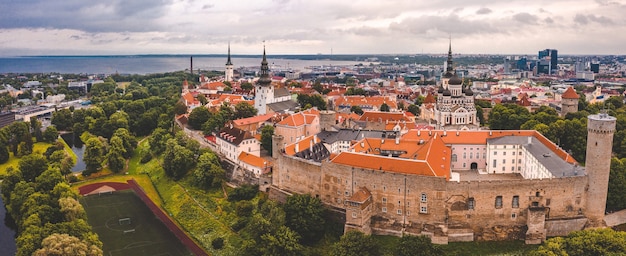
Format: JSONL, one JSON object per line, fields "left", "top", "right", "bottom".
{"left": 0, "top": 0, "right": 624, "bottom": 56}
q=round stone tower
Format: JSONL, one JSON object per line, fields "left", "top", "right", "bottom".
{"left": 584, "top": 113, "right": 616, "bottom": 227}
{"left": 271, "top": 134, "right": 284, "bottom": 160}
{"left": 319, "top": 110, "right": 336, "bottom": 131}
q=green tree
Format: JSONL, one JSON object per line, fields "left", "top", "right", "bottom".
{"left": 530, "top": 228, "right": 626, "bottom": 256}
{"left": 350, "top": 105, "right": 364, "bottom": 115}
{"left": 149, "top": 128, "right": 171, "bottom": 155}
{"left": 193, "top": 152, "right": 225, "bottom": 189}
{"left": 261, "top": 125, "right": 274, "bottom": 153}
{"left": 380, "top": 103, "right": 390, "bottom": 112}
{"left": 331, "top": 231, "right": 380, "bottom": 256}
{"left": 19, "top": 154, "right": 48, "bottom": 182}
{"left": 283, "top": 194, "right": 326, "bottom": 245}
{"left": 608, "top": 158, "right": 626, "bottom": 211}
{"left": 112, "top": 128, "right": 136, "bottom": 159}
{"left": 34, "top": 233, "right": 102, "bottom": 256}
{"left": 297, "top": 94, "right": 327, "bottom": 110}
{"left": 241, "top": 82, "right": 254, "bottom": 91}
{"left": 106, "top": 136, "right": 126, "bottom": 173}
{"left": 51, "top": 109, "right": 73, "bottom": 131}
{"left": 83, "top": 137, "right": 105, "bottom": 176}
{"left": 174, "top": 100, "right": 188, "bottom": 115}
{"left": 407, "top": 104, "right": 420, "bottom": 116}
{"left": 163, "top": 139, "right": 195, "bottom": 180}
{"left": 30, "top": 116, "right": 43, "bottom": 142}
{"left": 188, "top": 107, "right": 211, "bottom": 130}
{"left": 259, "top": 225, "right": 303, "bottom": 256}
{"left": 234, "top": 102, "right": 258, "bottom": 119}
{"left": 42, "top": 126, "right": 59, "bottom": 143}
{"left": 395, "top": 235, "right": 443, "bottom": 256}
{"left": 488, "top": 104, "right": 531, "bottom": 130}
{"left": 0, "top": 143, "right": 9, "bottom": 164}
{"left": 197, "top": 94, "right": 208, "bottom": 105}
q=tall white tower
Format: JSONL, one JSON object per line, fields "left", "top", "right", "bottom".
{"left": 254, "top": 45, "right": 273, "bottom": 115}
{"left": 584, "top": 113, "right": 616, "bottom": 227}
{"left": 225, "top": 43, "right": 234, "bottom": 82}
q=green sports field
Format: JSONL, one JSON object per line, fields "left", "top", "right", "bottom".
{"left": 80, "top": 190, "right": 193, "bottom": 256}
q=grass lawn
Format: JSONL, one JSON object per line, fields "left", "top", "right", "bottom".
{"left": 80, "top": 190, "right": 192, "bottom": 256}
{"left": 0, "top": 142, "right": 58, "bottom": 176}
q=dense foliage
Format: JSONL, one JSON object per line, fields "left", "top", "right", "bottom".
{"left": 530, "top": 228, "right": 626, "bottom": 256}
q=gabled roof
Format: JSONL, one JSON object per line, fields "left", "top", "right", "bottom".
{"left": 562, "top": 86, "right": 580, "bottom": 99}
{"left": 359, "top": 111, "right": 409, "bottom": 122}
{"left": 277, "top": 110, "right": 318, "bottom": 127}
{"left": 285, "top": 135, "right": 321, "bottom": 156}
{"left": 233, "top": 113, "right": 274, "bottom": 126}
{"left": 267, "top": 100, "right": 300, "bottom": 113}
{"left": 335, "top": 133, "right": 451, "bottom": 180}
{"left": 217, "top": 125, "right": 254, "bottom": 146}
{"left": 274, "top": 87, "right": 291, "bottom": 98}
{"left": 199, "top": 81, "right": 227, "bottom": 90}
{"left": 423, "top": 93, "right": 436, "bottom": 104}
{"left": 348, "top": 187, "right": 371, "bottom": 203}
{"left": 238, "top": 152, "right": 270, "bottom": 169}
{"left": 401, "top": 129, "right": 578, "bottom": 164}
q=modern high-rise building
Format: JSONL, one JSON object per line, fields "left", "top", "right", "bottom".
{"left": 537, "top": 49, "right": 558, "bottom": 75}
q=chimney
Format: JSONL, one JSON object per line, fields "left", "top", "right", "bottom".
{"left": 395, "top": 136, "right": 400, "bottom": 145}
{"left": 528, "top": 136, "right": 532, "bottom": 145}
{"left": 310, "top": 139, "right": 314, "bottom": 151}
{"left": 295, "top": 142, "right": 299, "bottom": 153}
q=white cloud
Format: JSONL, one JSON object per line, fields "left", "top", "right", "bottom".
{"left": 0, "top": 0, "right": 624, "bottom": 55}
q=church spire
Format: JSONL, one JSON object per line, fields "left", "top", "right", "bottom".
{"left": 258, "top": 42, "right": 272, "bottom": 87}
{"left": 446, "top": 36, "right": 454, "bottom": 73}
{"left": 226, "top": 42, "right": 233, "bottom": 66}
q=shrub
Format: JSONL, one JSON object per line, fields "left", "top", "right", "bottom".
{"left": 211, "top": 237, "right": 224, "bottom": 250}
{"left": 227, "top": 184, "right": 259, "bottom": 202}
{"left": 140, "top": 152, "right": 152, "bottom": 163}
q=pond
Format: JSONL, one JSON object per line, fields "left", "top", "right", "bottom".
{"left": 0, "top": 190, "right": 17, "bottom": 255}
{"left": 60, "top": 133, "right": 86, "bottom": 172}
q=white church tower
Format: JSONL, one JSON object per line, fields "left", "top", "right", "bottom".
{"left": 225, "top": 43, "right": 234, "bottom": 82}
{"left": 255, "top": 45, "right": 273, "bottom": 115}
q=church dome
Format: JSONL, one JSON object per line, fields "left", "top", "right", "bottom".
{"left": 465, "top": 86, "right": 474, "bottom": 96}
{"left": 438, "top": 84, "right": 444, "bottom": 93}
{"left": 443, "top": 89, "right": 452, "bottom": 96}
{"left": 443, "top": 72, "right": 454, "bottom": 79}
{"left": 449, "top": 75, "right": 462, "bottom": 85}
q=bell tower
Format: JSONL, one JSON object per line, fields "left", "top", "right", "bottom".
{"left": 254, "top": 44, "right": 274, "bottom": 115}
{"left": 225, "top": 42, "right": 234, "bottom": 82}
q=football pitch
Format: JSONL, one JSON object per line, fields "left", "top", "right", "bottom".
{"left": 80, "top": 190, "right": 193, "bottom": 256}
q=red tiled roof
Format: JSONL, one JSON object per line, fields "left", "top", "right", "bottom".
{"left": 337, "top": 133, "right": 451, "bottom": 180}
{"left": 562, "top": 86, "right": 580, "bottom": 99}
{"left": 238, "top": 152, "right": 270, "bottom": 168}
{"left": 423, "top": 93, "right": 436, "bottom": 104}
{"left": 359, "top": 111, "right": 409, "bottom": 122}
{"left": 285, "top": 135, "right": 321, "bottom": 155}
{"left": 277, "top": 111, "right": 318, "bottom": 127}
{"left": 233, "top": 113, "right": 274, "bottom": 126}
{"left": 401, "top": 129, "right": 578, "bottom": 164}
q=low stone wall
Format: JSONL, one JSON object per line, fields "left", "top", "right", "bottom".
{"left": 545, "top": 217, "right": 587, "bottom": 237}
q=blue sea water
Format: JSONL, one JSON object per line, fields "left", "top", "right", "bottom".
{"left": 0, "top": 55, "right": 362, "bottom": 74}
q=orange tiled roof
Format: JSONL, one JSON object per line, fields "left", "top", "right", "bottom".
{"left": 200, "top": 81, "right": 227, "bottom": 90}
{"left": 182, "top": 92, "right": 199, "bottom": 106}
{"left": 277, "top": 111, "right": 318, "bottom": 127}
{"left": 238, "top": 152, "right": 270, "bottom": 168}
{"left": 359, "top": 111, "right": 409, "bottom": 122}
{"left": 335, "top": 96, "right": 398, "bottom": 109}
{"left": 339, "top": 133, "right": 451, "bottom": 180}
{"left": 423, "top": 93, "right": 436, "bottom": 104}
{"left": 401, "top": 129, "right": 578, "bottom": 164}
{"left": 233, "top": 113, "right": 274, "bottom": 126}
{"left": 285, "top": 135, "right": 321, "bottom": 155}
{"left": 562, "top": 86, "right": 580, "bottom": 99}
